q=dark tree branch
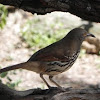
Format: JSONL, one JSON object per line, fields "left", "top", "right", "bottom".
{"left": 0, "top": 82, "right": 100, "bottom": 100}
{"left": 0, "top": 0, "right": 100, "bottom": 22}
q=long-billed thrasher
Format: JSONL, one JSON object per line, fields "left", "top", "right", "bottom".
{"left": 0, "top": 28, "right": 95, "bottom": 88}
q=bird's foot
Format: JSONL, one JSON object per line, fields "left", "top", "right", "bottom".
{"left": 49, "top": 86, "right": 72, "bottom": 92}
{"left": 57, "top": 87, "right": 66, "bottom": 92}
{"left": 47, "top": 86, "right": 66, "bottom": 92}
{"left": 49, "top": 86, "right": 58, "bottom": 90}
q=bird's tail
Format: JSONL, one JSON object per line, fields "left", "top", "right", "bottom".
{"left": 0, "top": 61, "right": 41, "bottom": 74}
{"left": 0, "top": 62, "right": 29, "bottom": 74}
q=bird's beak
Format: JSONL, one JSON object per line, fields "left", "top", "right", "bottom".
{"left": 87, "top": 33, "right": 95, "bottom": 38}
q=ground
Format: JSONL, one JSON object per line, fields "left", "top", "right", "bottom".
{"left": 0, "top": 10, "right": 100, "bottom": 90}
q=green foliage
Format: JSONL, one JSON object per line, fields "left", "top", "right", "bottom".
{"left": 0, "top": 66, "right": 21, "bottom": 89}
{"left": 0, "top": 4, "right": 8, "bottom": 29}
{"left": 7, "top": 80, "right": 21, "bottom": 89}
{"left": 0, "top": 72, "right": 8, "bottom": 78}
{"left": 0, "top": 66, "right": 8, "bottom": 78}
{"left": 99, "top": 51, "right": 100, "bottom": 55}
{"left": 6, "top": 56, "right": 13, "bottom": 61}
{"left": 21, "top": 17, "right": 69, "bottom": 50}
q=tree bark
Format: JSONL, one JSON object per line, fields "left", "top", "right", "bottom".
{"left": 0, "top": 0, "right": 100, "bottom": 22}
{"left": 0, "top": 82, "right": 100, "bottom": 100}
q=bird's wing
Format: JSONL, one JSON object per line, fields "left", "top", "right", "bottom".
{"left": 29, "top": 49, "right": 68, "bottom": 62}
{"left": 28, "top": 40, "right": 69, "bottom": 62}
{"left": 31, "top": 54, "right": 67, "bottom": 62}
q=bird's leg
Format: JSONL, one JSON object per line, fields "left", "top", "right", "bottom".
{"left": 40, "top": 73, "right": 51, "bottom": 88}
{"left": 49, "top": 76, "right": 62, "bottom": 88}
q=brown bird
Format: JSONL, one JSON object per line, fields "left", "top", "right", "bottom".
{"left": 0, "top": 28, "right": 95, "bottom": 88}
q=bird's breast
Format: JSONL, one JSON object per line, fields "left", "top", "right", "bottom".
{"left": 44, "top": 51, "right": 80, "bottom": 75}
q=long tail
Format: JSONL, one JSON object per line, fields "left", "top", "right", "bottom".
{"left": 0, "top": 61, "right": 41, "bottom": 74}
{"left": 0, "top": 62, "right": 29, "bottom": 74}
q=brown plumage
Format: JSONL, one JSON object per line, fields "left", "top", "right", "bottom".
{"left": 0, "top": 28, "right": 95, "bottom": 88}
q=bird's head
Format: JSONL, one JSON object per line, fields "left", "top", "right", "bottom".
{"left": 67, "top": 28, "right": 95, "bottom": 42}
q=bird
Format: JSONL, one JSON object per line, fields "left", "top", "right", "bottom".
{"left": 0, "top": 28, "right": 95, "bottom": 88}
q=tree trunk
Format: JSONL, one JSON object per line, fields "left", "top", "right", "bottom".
{"left": 0, "top": 0, "right": 100, "bottom": 22}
